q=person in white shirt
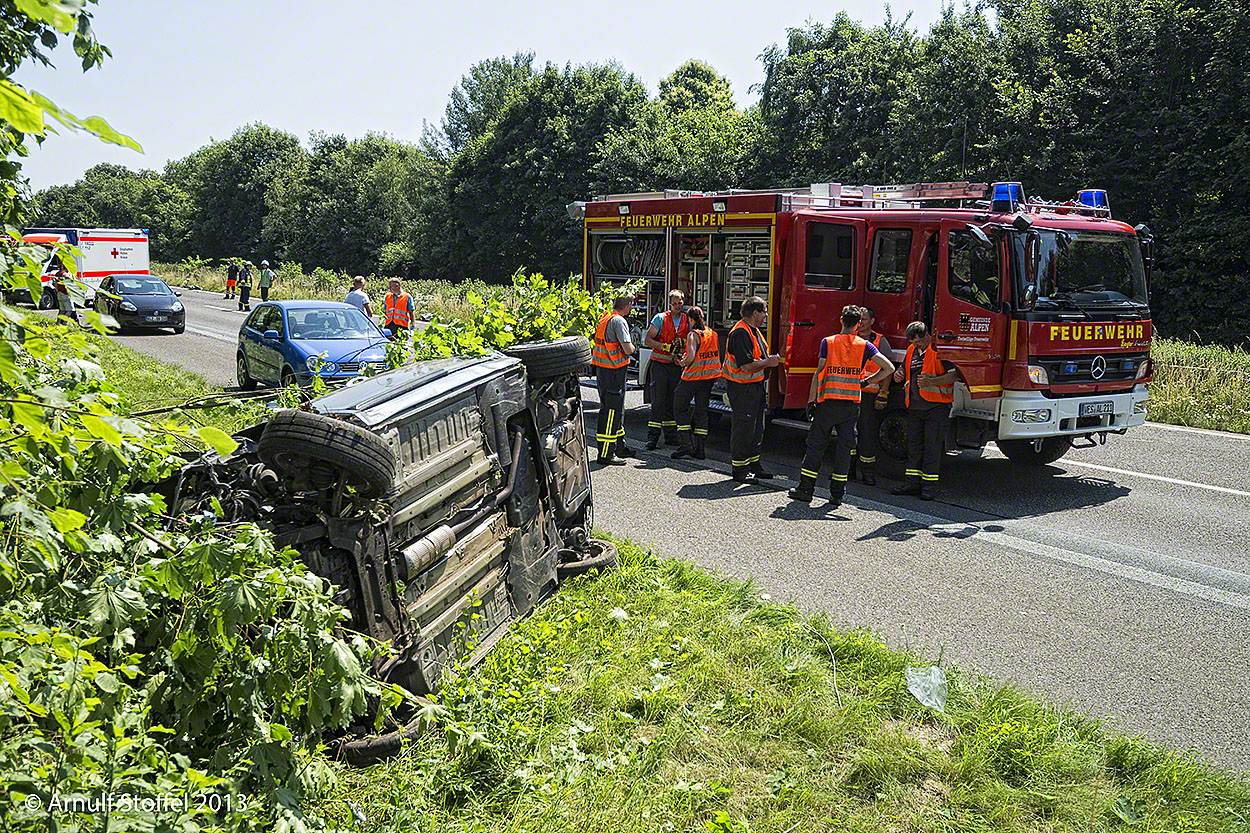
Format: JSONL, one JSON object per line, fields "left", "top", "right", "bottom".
{"left": 345, "top": 276, "right": 374, "bottom": 318}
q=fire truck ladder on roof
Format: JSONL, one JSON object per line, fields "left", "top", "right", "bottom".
{"left": 782, "top": 182, "right": 990, "bottom": 210}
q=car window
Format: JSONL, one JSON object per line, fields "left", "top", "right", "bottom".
{"left": 868, "top": 229, "right": 912, "bottom": 293}
{"left": 804, "top": 222, "right": 855, "bottom": 289}
{"left": 100, "top": 277, "right": 113, "bottom": 292}
{"left": 262, "top": 307, "right": 286, "bottom": 337}
{"left": 948, "top": 230, "right": 1000, "bottom": 310}
{"left": 244, "top": 308, "right": 267, "bottom": 331}
{"left": 288, "top": 307, "right": 378, "bottom": 339}
{"left": 115, "top": 278, "right": 170, "bottom": 295}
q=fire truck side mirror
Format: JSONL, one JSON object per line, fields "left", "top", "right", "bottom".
{"left": 964, "top": 223, "right": 993, "bottom": 249}
{"left": 1134, "top": 223, "right": 1155, "bottom": 272}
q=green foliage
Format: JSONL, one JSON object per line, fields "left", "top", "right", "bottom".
{"left": 441, "top": 52, "right": 535, "bottom": 154}
{"left": 394, "top": 270, "right": 638, "bottom": 365}
{"left": 659, "top": 59, "right": 736, "bottom": 114}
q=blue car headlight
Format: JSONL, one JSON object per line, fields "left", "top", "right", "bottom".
{"left": 305, "top": 356, "right": 337, "bottom": 375}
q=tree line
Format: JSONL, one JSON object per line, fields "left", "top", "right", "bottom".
{"left": 27, "top": 0, "right": 1250, "bottom": 345}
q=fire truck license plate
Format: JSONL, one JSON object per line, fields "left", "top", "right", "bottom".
{"left": 1079, "top": 401, "right": 1114, "bottom": 416}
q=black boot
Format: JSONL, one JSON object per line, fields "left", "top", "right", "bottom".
{"left": 860, "top": 464, "right": 876, "bottom": 486}
{"left": 827, "top": 486, "right": 845, "bottom": 508}
{"left": 892, "top": 479, "right": 922, "bottom": 496}
{"left": 671, "top": 430, "right": 694, "bottom": 459}
{"left": 920, "top": 478, "right": 937, "bottom": 501}
{"left": 615, "top": 442, "right": 635, "bottom": 459}
{"left": 750, "top": 461, "right": 774, "bottom": 479}
{"left": 732, "top": 466, "right": 755, "bottom": 483}
{"left": 596, "top": 453, "right": 625, "bottom": 466}
{"left": 645, "top": 435, "right": 660, "bottom": 451}
{"left": 694, "top": 434, "right": 706, "bottom": 460}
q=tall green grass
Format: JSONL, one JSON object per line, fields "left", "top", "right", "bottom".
{"left": 1148, "top": 338, "right": 1250, "bottom": 434}
{"left": 318, "top": 537, "right": 1249, "bottom": 832}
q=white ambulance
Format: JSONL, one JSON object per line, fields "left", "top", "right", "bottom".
{"left": 13, "top": 228, "right": 150, "bottom": 308}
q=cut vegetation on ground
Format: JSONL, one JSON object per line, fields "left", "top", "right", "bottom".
{"left": 83, "top": 337, "right": 1250, "bottom": 832}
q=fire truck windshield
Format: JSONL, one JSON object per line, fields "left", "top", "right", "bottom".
{"left": 1012, "top": 230, "right": 1148, "bottom": 312}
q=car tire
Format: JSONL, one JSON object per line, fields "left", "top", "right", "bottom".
{"left": 258, "top": 409, "right": 396, "bottom": 498}
{"left": 280, "top": 366, "right": 298, "bottom": 388}
{"left": 504, "top": 336, "right": 592, "bottom": 383}
{"left": 173, "top": 323, "right": 185, "bottom": 334}
{"left": 37, "top": 288, "right": 55, "bottom": 310}
{"left": 237, "top": 352, "right": 257, "bottom": 391}
{"left": 996, "top": 436, "right": 1072, "bottom": 466}
{"left": 556, "top": 538, "right": 619, "bottom": 582}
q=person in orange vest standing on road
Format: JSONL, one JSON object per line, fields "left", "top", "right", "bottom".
{"left": 643, "top": 289, "right": 690, "bottom": 449}
{"left": 851, "top": 306, "right": 893, "bottom": 486}
{"left": 722, "top": 296, "right": 781, "bottom": 482}
{"left": 788, "top": 305, "right": 894, "bottom": 506}
{"left": 591, "top": 295, "right": 637, "bottom": 466}
{"left": 670, "top": 305, "right": 719, "bottom": 461}
{"left": 892, "top": 320, "right": 957, "bottom": 500}
{"left": 383, "top": 279, "right": 414, "bottom": 338}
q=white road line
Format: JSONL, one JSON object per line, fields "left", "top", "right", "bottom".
{"left": 1147, "top": 421, "right": 1250, "bottom": 441}
{"left": 1062, "top": 460, "right": 1250, "bottom": 499}
{"left": 184, "top": 326, "right": 235, "bottom": 344}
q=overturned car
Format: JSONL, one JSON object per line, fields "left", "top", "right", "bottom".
{"left": 159, "top": 336, "right": 612, "bottom": 759}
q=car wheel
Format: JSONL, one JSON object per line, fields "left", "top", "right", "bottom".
{"left": 173, "top": 322, "right": 185, "bottom": 334}
{"left": 258, "top": 409, "right": 396, "bottom": 499}
{"left": 237, "top": 352, "right": 257, "bottom": 391}
{"left": 996, "top": 436, "right": 1072, "bottom": 466}
{"left": 280, "top": 367, "right": 298, "bottom": 388}
{"left": 503, "top": 336, "right": 592, "bottom": 383}
{"left": 556, "top": 538, "right": 619, "bottom": 582}
{"left": 37, "top": 288, "right": 55, "bottom": 310}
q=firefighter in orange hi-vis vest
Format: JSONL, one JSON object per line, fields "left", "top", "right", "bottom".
{"left": 852, "top": 306, "right": 893, "bottom": 486}
{"left": 590, "top": 295, "right": 637, "bottom": 465}
{"left": 788, "top": 304, "right": 894, "bottom": 507}
{"left": 891, "top": 320, "right": 958, "bottom": 501}
{"left": 670, "top": 305, "right": 720, "bottom": 461}
{"left": 722, "top": 296, "right": 782, "bottom": 482}
{"left": 643, "top": 289, "right": 690, "bottom": 449}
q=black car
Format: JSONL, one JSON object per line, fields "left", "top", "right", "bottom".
{"left": 94, "top": 274, "right": 185, "bottom": 333}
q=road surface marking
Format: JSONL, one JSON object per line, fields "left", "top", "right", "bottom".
{"left": 1147, "top": 422, "right": 1250, "bottom": 441}
{"left": 184, "top": 326, "right": 235, "bottom": 344}
{"left": 1061, "top": 460, "right": 1250, "bottom": 499}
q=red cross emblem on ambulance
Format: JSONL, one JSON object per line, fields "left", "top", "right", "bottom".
{"left": 111, "top": 248, "right": 119, "bottom": 258}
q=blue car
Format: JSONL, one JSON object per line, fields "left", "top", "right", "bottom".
{"left": 236, "top": 300, "right": 390, "bottom": 389}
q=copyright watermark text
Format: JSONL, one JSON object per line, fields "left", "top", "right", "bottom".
{"left": 22, "top": 791, "right": 247, "bottom": 815}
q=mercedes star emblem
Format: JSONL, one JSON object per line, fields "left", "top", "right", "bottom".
{"left": 1090, "top": 355, "right": 1107, "bottom": 380}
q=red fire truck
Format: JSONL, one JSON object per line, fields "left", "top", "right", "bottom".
{"left": 576, "top": 181, "right": 1154, "bottom": 467}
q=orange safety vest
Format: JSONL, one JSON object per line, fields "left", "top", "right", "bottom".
{"left": 816, "top": 333, "right": 869, "bottom": 403}
{"left": 384, "top": 292, "right": 412, "bottom": 328}
{"left": 591, "top": 309, "right": 629, "bottom": 369}
{"left": 904, "top": 343, "right": 955, "bottom": 406}
{"left": 722, "top": 320, "right": 766, "bottom": 384}
{"left": 681, "top": 327, "right": 721, "bottom": 381}
{"left": 650, "top": 310, "right": 690, "bottom": 364}
{"left": 862, "top": 332, "right": 890, "bottom": 393}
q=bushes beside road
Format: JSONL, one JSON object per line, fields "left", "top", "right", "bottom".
{"left": 1148, "top": 338, "right": 1250, "bottom": 435}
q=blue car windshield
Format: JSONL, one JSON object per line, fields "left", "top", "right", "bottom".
{"left": 288, "top": 307, "right": 378, "bottom": 339}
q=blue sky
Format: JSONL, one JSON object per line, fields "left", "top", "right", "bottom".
{"left": 15, "top": 0, "right": 948, "bottom": 190}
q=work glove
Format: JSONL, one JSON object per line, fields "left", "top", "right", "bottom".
{"left": 805, "top": 402, "right": 815, "bottom": 421}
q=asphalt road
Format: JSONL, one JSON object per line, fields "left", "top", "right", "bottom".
{"left": 85, "top": 287, "right": 1250, "bottom": 771}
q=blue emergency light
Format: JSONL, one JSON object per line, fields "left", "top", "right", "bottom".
{"left": 991, "top": 182, "right": 1025, "bottom": 213}
{"left": 1076, "top": 188, "right": 1110, "bottom": 217}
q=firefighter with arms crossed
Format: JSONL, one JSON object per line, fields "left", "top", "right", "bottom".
{"left": 723, "top": 296, "right": 781, "bottom": 482}
{"left": 643, "top": 289, "right": 690, "bottom": 449}
{"left": 892, "top": 321, "right": 957, "bottom": 500}
{"left": 851, "top": 306, "right": 892, "bottom": 486}
{"left": 788, "top": 305, "right": 894, "bottom": 506}
{"left": 591, "top": 295, "right": 637, "bottom": 465}
{"left": 670, "top": 305, "right": 719, "bottom": 460}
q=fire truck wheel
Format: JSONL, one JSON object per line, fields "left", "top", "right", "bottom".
{"left": 258, "top": 409, "right": 396, "bottom": 498}
{"left": 504, "top": 336, "right": 592, "bottom": 383}
{"left": 875, "top": 406, "right": 910, "bottom": 473}
{"left": 996, "top": 436, "right": 1072, "bottom": 466}
{"left": 556, "top": 538, "right": 619, "bottom": 581}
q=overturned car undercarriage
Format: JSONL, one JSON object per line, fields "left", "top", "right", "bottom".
{"left": 156, "top": 336, "right": 613, "bottom": 764}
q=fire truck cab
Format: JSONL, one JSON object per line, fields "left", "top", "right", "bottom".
{"left": 578, "top": 181, "right": 1154, "bottom": 468}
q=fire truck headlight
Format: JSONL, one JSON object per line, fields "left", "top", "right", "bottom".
{"left": 1012, "top": 408, "right": 1052, "bottom": 424}
{"left": 1134, "top": 400, "right": 1148, "bottom": 414}
{"left": 1027, "top": 365, "right": 1049, "bottom": 385}
{"left": 1136, "top": 358, "right": 1152, "bottom": 379}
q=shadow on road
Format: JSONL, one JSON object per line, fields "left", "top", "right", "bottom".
{"left": 676, "top": 479, "right": 774, "bottom": 501}
{"left": 768, "top": 501, "right": 852, "bottom": 522}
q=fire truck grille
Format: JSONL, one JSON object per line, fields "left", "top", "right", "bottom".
{"left": 1034, "top": 353, "right": 1147, "bottom": 384}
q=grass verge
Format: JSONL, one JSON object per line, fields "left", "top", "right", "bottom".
{"left": 1148, "top": 338, "right": 1250, "bottom": 434}
{"left": 47, "top": 328, "right": 267, "bottom": 434}
{"left": 317, "top": 536, "right": 1249, "bottom": 832}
